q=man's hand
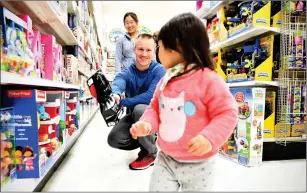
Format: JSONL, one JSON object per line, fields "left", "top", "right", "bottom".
{"left": 188, "top": 134, "right": 212, "bottom": 156}
{"left": 130, "top": 121, "right": 152, "bottom": 139}
{"left": 113, "top": 94, "right": 121, "bottom": 105}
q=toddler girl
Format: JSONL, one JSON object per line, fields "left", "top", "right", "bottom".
{"left": 130, "top": 12, "right": 237, "bottom": 192}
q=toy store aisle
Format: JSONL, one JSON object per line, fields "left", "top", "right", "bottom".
{"left": 42, "top": 113, "right": 306, "bottom": 192}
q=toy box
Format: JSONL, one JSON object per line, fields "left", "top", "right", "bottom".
{"left": 17, "top": 15, "right": 43, "bottom": 79}
{"left": 41, "top": 34, "right": 56, "bottom": 80}
{"left": 68, "top": 13, "right": 78, "bottom": 40}
{"left": 217, "top": 34, "right": 278, "bottom": 83}
{"left": 0, "top": 107, "right": 17, "bottom": 187}
{"left": 275, "top": 123, "right": 291, "bottom": 137}
{"left": 29, "top": 30, "right": 43, "bottom": 78}
{"left": 64, "top": 55, "right": 79, "bottom": 84}
{"left": 0, "top": 7, "right": 34, "bottom": 76}
{"left": 53, "top": 43, "right": 63, "bottom": 82}
{"left": 286, "top": 85, "right": 306, "bottom": 124}
{"left": 264, "top": 91, "right": 276, "bottom": 138}
{"left": 2, "top": 89, "right": 65, "bottom": 178}
{"left": 64, "top": 91, "right": 80, "bottom": 147}
{"left": 220, "top": 88, "right": 266, "bottom": 167}
{"left": 291, "top": 124, "right": 306, "bottom": 137}
{"left": 217, "top": 1, "right": 281, "bottom": 40}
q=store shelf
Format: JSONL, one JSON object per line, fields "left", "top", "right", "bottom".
{"left": 80, "top": 96, "right": 93, "bottom": 102}
{"left": 1, "top": 1, "right": 78, "bottom": 45}
{"left": 264, "top": 135, "right": 307, "bottom": 143}
{"left": 1, "top": 107, "right": 99, "bottom": 192}
{"left": 78, "top": 69, "right": 91, "bottom": 79}
{"left": 79, "top": 21, "right": 87, "bottom": 33}
{"left": 1, "top": 71, "right": 79, "bottom": 90}
{"left": 79, "top": 45, "right": 93, "bottom": 66}
{"left": 195, "top": 1, "right": 223, "bottom": 19}
{"left": 227, "top": 81, "right": 279, "bottom": 88}
{"left": 210, "top": 27, "right": 280, "bottom": 53}
{"left": 67, "top": 1, "right": 77, "bottom": 14}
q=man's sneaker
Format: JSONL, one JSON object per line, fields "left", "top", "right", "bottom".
{"left": 138, "top": 149, "right": 147, "bottom": 158}
{"left": 129, "top": 154, "right": 156, "bottom": 170}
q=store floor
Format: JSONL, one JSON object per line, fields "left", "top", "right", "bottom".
{"left": 43, "top": 113, "right": 306, "bottom": 192}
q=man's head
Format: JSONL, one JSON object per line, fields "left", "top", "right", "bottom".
{"left": 134, "top": 34, "right": 155, "bottom": 71}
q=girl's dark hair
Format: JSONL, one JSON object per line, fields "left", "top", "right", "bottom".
{"left": 158, "top": 12, "right": 215, "bottom": 71}
{"left": 123, "top": 12, "right": 139, "bottom": 23}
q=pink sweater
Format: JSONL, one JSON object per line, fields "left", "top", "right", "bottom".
{"left": 140, "top": 68, "right": 238, "bottom": 161}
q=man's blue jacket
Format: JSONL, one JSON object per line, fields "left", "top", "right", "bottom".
{"left": 111, "top": 60, "right": 166, "bottom": 110}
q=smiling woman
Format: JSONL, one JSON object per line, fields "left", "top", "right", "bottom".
{"left": 114, "top": 12, "right": 140, "bottom": 74}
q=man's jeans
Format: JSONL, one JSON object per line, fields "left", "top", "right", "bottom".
{"left": 107, "top": 104, "right": 158, "bottom": 155}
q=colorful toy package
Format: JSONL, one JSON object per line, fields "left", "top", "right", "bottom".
{"left": 64, "top": 91, "right": 80, "bottom": 148}
{"left": 0, "top": 107, "right": 17, "bottom": 186}
{"left": 264, "top": 91, "right": 276, "bottom": 138}
{"left": 220, "top": 87, "right": 266, "bottom": 167}
{"left": 41, "top": 34, "right": 56, "bottom": 81}
{"left": 2, "top": 89, "right": 66, "bottom": 178}
{"left": 0, "top": 7, "right": 35, "bottom": 76}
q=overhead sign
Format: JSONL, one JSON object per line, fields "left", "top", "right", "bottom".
{"left": 109, "top": 28, "right": 125, "bottom": 44}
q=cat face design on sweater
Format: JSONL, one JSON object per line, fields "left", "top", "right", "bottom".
{"left": 159, "top": 92, "right": 196, "bottom": 142}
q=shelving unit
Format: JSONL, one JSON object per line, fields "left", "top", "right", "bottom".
{"left": 0, "top": 1, "right": 104, "bottom": 190}
{"left": 1, "top": 1, "right": 78, "bottom": 45}
{"left": 196, "top": 1, "right": 306, "bottom": 167}
{"left": 1, "top": 71, "right": 79, "bottom": 90}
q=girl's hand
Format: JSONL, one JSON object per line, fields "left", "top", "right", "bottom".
{"left": 130, "top": 121, "right": 152, "bottom": 139}
{"left": 188, "top": 134, "right": 212, "bottom": 156}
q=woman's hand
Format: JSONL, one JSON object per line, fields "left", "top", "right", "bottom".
{"left": 130, "top": 121, "right": 152, "bottom": 139}
{"left": 188, "top": 134, "right": 212, "bottom": 156}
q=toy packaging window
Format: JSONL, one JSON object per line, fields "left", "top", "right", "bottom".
{"left": 1, "top": 107, "right": 17, "bottom": 187}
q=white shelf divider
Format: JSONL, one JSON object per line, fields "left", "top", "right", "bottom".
{"left": 227, "top": 80, "right": 279, "bottom": 88}
{"left": 195, "top": 1, "right": 224, "bottom": 19}
{"left": 210, "top": 27, "right": 280, "bottom": 53}
{"left": 1, "top": 71, "right": 79, "bottom": 90}
{"left": 264, "top": 136, "right": 307, "bottom": 142}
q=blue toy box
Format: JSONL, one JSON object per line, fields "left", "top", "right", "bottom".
{"left": 1, "top": 107, "right": 17, "bottom": 186}
{"left": 2, "top": 89, "right": 66, "bottom": 178}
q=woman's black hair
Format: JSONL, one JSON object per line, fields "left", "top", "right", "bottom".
{"left": 158, "top": 12, "right": 215, "bottom": 71}
{"left": 123, "top": 12, "right": 139, "bottom": 23}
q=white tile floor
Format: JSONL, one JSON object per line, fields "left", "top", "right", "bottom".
{"left": 43, "top": 113, "right": 306, "bottom": 192}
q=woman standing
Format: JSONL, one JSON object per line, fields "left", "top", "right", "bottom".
{"left": 115, "top": 12, "right": 139, "bottom": 73}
